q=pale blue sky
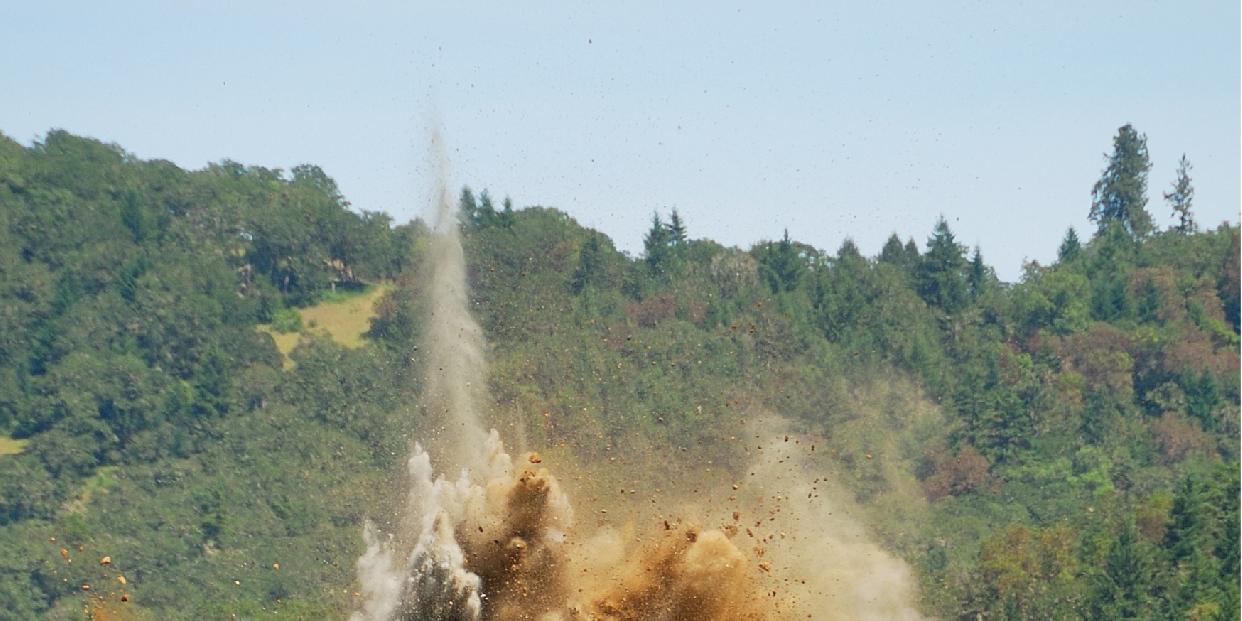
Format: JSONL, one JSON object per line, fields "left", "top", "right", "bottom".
{"left": 2, "top": 1, "right": 1237, "bottom": 279}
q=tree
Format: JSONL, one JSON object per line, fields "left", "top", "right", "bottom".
{"left": 570, "top": 233, "right": 606, "bottom": 294}
{"left": 903, "top": 238, "right": 921, "bottom": 263}
{"left": 758, "top": 229, "right": 805, "bottom": 293}
{"left": 1164, "top": 154, "right": 1196, "bottom": 234}
{"left": 642, "top": 212, "right": 671, "bottom": 275}
{"left": 1164, "top": 464, "right": 1240, "bottom": 618}
{"left": 1089, "top": 520, "right": 1156, "bottom": 619}
{"left": 1090, "top": 124, "right": 1153, "bottom": 238}
{"left": 967, "top": 246, "right": 992, "bottom": 299}
{"left": 667, "top": 209, "right": 688, "bottom": 245}
{"left": 917, "top": 218, "right": 968, "bottom": 312}
{"left": 458, "top": 187, "right": 478, "bottom": 225}
{"left": 1058, "top": 227, "right": 1082, "bottom": 263}
{"left": 879, "top": 233, "right": 908, "bottom": 265}
{"left": 476, "top": 189, "right": 499, "bottom": 228}
{"left": 500, "top": 196, "right": 515, "bottom": 228}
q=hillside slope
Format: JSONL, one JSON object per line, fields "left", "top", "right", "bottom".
{"left": 0, "top": 131, "right": 1238, "bottom": 620}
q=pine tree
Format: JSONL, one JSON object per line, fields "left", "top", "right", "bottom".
{"left": 759, "top": 230, "right": 804, "bottom": 293}
{"left": 1164, "top": 154, "right": 1196, "bottom": 234}
{"left": 570, "top": 233, "right": 605, "bottom": 294}
{"left": 643, "top": 212, "right": 671, "bottom": 275}
{"left": 1058, "top": 227, "right": 1082, "bottom": 263}
{"left": 667, "top": 209, "right": 688, "bottom": 245}
{"left": 837, "top": 238, "right": 863, "bottom": 263}
{"left": 458, "top": 187, "right": 478, "bottom": 225}
{"left": 880, "top": 233, "right": 919, "bottom": 277}
{"left": 903, "top": 237, "right": 921, "bottom": 264}
{"left": 476, "top": 189, "right": 498, "bottom": 228}
{"left": 879, "top": 233, "right": 907, "bottom": 265}
{"left": 1090, "top": 521, "right": 1155, "bottom": 619}
{"left": 967, "top": 247, "right": 990, "bottom": 299}
{"left": 917, "top": 218, "right": 968, "bottom": 312}
{"left": 1090, "top": 124, "right": 1154, "bottom": 238}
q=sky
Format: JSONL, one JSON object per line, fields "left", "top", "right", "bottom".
{"left": 2, "top": 1, "right": 1238, "bottom": 280}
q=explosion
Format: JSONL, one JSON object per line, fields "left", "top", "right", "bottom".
{"left": 350, "top": 132, "right": 925, "bottom": 621}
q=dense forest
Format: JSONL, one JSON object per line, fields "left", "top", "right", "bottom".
{"left": 0, "top": 127, "right": 1237, "bottom": 620}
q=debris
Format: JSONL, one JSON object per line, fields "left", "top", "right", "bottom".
{"left": 99, "top": 556, "right": 112, "bottom": 566}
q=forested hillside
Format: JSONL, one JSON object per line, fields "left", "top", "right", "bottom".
{"left": 0, "top": 128, "right": 1238, "bottom": 620}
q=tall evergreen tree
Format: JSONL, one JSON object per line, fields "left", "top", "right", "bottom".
{"left": 1090, "top": 124, "right": 1154, "bottom": 238}
{"left": 642, "top": 212, "right": 671, "bottom": 275}
{"left": 759, "top": 229, "right": 804, "bottom": 293}
{"left": 1090, "top": 521, "right": 1155, "bottom": 619}
{"left": 917, "top": 218, "right": 968, "bottom": 312}
{"left": 967, "top": 246, "right": 990, "bottom": 299}
{"left": 459, "top": 187, "right": 478, "bottom": 224}
{"left": 1164, "top": 154, "right": 1196, "bottom": 234}
{"left": 570, "top": 233, "right": 605, "bottom": 294}
{"left": 879, "top": 233, "right": 907, "bottom": 265}
{"left": 476, "top": 189, "right": 498, "bottom": 228}
{"left": 1058, "top": 227, "right": 1082, "bottom": 263}
{"left": 879, "top": 233, "right": 920, "bottom": 277}
{"left": 667, "top": 209, "right": 688, "bottom": 245}
{"left": 903, "top": 237, "right": 921, "bottom": 265}
{"left": 837, "top": 237, "right": 863, "bottom": 263}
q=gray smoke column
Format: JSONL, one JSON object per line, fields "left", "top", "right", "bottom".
{"left": 420, "top": 128, "right": 489, "bottom": 474}
{"left": 349, "top": 128, "right": 495, "bottom": 621}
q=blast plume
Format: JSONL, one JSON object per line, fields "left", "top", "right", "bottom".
{"left": 350, "top": 133, "right": 927, "bottom": 620}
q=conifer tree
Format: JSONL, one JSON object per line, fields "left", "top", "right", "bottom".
{"left": 967, "top": 247, "right": 990, "bottom": 299}
{"left": 476, "top": 189, "right": 498, "bottom": 228}
{"left": 668, "top": 208, "right": 688, "bottom": 245}
{"left": 1164, "top": 154, "right": 1196, "bottom": 234}
{"left": 917, "top": 218, "right": 968, "bottom": 312}
{"left": 879, "top": 233, "right": 907, "bottom": 265}
{"left": 570, "top": 233, "right": 605, "bottom": 293}
{"left": 1058, "top": 227, "right": 1082, "bottom": 262}
{"left": 903, "top": 237, "right": 921, "bottom": 264}
{"left": 643, "top": 212, "right": 671, "bottom": 275}
{"left": 1090, "top": 124, "right": 1153, "bottom": 238}
{"left": 759, "top": 229, "right": 804, "bottom": 293}
{"left": 459, "top": 187, "right": 478, "bottom": 224}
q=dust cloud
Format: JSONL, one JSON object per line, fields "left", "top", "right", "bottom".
{"left": 350, "top": 133, "right": 927, "bottom": 620}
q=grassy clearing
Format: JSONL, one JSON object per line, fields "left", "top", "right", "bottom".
{"left": 258, "top": 283, "right": 391, "bottom": 367}
{"left": 0, "top": 435, "right": 29, "bottom": 457}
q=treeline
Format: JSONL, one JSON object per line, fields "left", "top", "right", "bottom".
{"left": 0, "top": 126, "right": 1236, "bottom": 619}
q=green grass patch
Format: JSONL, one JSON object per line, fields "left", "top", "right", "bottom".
{"left": 257, "top": 282, "right": 391, "bottom": 367}
{"left": 0, "top": 435, "right": 29, "bottom": 457}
